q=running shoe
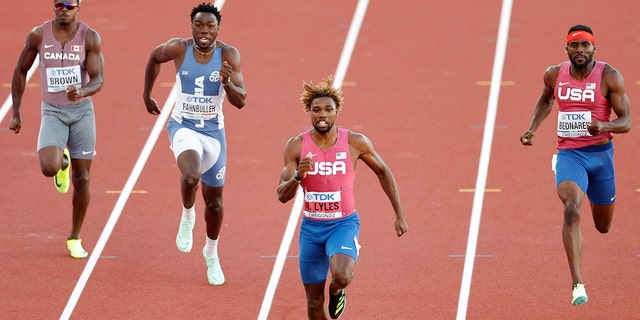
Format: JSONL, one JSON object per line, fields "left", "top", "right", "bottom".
{"left": 202, "top": 247, "right": 225, "bottom": 285}
{"left": 175, "top": 216, "right": 194, "bottom": 253}
{"left": 66, "top": 239, "right": 88, "bottom": 259}
{"left": 572, "top": 283, "right": 588, "bottom": 306}
{"left": 328, "top": 288, "right": 346, "bottom": 319}
{"left": 54, "top": 148, "right": 71, "bottom": 194}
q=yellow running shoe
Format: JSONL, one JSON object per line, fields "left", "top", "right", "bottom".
{"left": 67, "top": 239, "right": 88, "bottom": 259}
{"left": 328, "top": 288, "right": 346, "bottom": 319}
{"left": 54, "top": 148, "right": 71, "bottom": 194}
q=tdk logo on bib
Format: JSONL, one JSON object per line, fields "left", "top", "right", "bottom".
{"left": 186, "top": 96, "right": 213, "bottom": 103}
{"left": 50, "top": 68, "right": 76, "bottom": 76}
{"left": 305, "top": 191, "right": 341, "bottom": 202}
{"left": 561, "top": 113, "right": 587, "bottom": 121}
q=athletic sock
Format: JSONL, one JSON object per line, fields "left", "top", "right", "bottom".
{"left": 182, "top": 205, "right": 196, "bottom": 221}
{"left": 204, "top": 236, "right": 219, "bottom": 258}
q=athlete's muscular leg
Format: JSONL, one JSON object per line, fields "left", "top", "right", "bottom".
{"left": 202, "top": 184, "right": 224, "bottom": 240}
{"left": 329, "top": 254, "right": 355, "bottom": 294}
{"left": 557, "top": 180, "right": 585, "bottom": 285}
{"left": 38, "top": 146, "right": 67, "bottom": 177}
{"left": 303, "top": 282, "right": 327, "bottom": 320}
{"left": 591, "top": 203, "right": 614, "bottom": 233}
{"left": 176, "top": 150, "right": 202, "bottom": 209}
{"left": 69, "top": 159, "right": 92, "bottom": 240}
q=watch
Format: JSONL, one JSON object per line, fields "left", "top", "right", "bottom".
{"left": 294, "top": 170, "right": 303, "bottom": 182}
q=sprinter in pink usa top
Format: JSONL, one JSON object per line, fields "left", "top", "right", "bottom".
{"left": 278, "top": 76, "right": 408, "bottom": 319}
{"left": 520, "top": 25, "right": 631, "bottom": 307}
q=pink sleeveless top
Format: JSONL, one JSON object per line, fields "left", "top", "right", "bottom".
{"left": 39, "top": 20, "right": 90, "bottom": 106}
{"left": 554, "top": 61, "right": 612, "bottom": 149}
{"left": 300, "top": 127, "right": 356, "bottom": 220}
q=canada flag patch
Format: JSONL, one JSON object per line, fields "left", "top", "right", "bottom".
{"left": 71, "top": 45, "right": 83, "bottom": 52}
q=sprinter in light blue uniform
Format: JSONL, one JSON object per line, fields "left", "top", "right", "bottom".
{"left": 143, "top": 3, "right": 247, "bottom": 286}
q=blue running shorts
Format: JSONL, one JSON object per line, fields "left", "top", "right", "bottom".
{"left": 298, "top": 213, "right": 361, "bottom": 284}
{"left": 555, "top": 141, "right": 616, "bottom": 206}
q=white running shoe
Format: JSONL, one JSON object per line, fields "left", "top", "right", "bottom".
{"left": 572, "top": 283, "right": 588, "bottom": 306}
{"left": 175, "top": 217, "right": 194, "bottom": 253}
{"left": 203, "top": 247, "right": 225, "bottom": 286}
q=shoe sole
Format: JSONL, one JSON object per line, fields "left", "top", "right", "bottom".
{"left": 572, "top": 296, "right": 588, "bottom": 306}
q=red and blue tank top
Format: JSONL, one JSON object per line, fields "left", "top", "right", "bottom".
{"left": 554, "top": 61, "right": 612, "bottom": 149}
{"left": 300, "top": 127, "right": 356, "bottom": 220}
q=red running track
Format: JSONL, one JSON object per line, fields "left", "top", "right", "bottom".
{"left": 1, "top": 0, "right": 639, "bottom": 319}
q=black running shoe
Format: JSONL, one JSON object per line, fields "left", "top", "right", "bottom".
{"left": 328, "top": 289, "right": 346, "bottom": 319}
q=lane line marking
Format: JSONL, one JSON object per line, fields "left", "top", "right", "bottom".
{"left": 456, "top": 1, "right": 513, "bottom": 320}
{"left": 105, "top": 190, "right": 148, "bottom": 194}
{"left": 257, "top": 1, "right": 369, "bottom": 319}
{"left": 476, "top": 80, "right": 515, "bottom": 86}
{"left": 458, "top": 188, "right": 501, "bottom": 193}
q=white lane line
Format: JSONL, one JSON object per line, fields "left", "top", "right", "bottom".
{"left": 455, "top": 1, "right": 513, "bottom": 320}
{"left": 257, "top": 1, "right": 369, "bottom": 319}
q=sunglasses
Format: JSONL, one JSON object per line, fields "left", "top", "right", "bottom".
{"left": 54, "top": 2, "right": 78, "bottom": 11}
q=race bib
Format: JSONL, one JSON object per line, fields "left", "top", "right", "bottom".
{"left": 46, "top": 65, "right": 81, "bottom": 93}
{"left": 557, "top": 111, "right": 592, "bottom": 138}
{"left": 303, "top": 191, "right": 343, "bottom": 219}
{"left": 174, "top": 93, "right": 218, "bottom": 120}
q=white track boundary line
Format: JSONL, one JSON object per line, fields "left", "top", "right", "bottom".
{"left": 59, "top": 1, "right": 226, "bottom": 319}
{"left": 256, "top": 0, "right": 369, "bottom": 319}
{"left": 455, "top": 1, "right": 513, "bottom": 319}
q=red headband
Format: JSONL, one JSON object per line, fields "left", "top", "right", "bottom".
{"left": 566, "top": 31, "right": 595, "bottom": 45}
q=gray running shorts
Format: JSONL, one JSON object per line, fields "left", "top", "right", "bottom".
{"left": 37, "top": 98, "right": 96, "bottom": 160}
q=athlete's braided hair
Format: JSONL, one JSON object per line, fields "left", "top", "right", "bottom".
{"left": 190, "top": 3, "right": 222, "bottom": 24}
{"left": 300, "top": 76, "right": 344, "bottom": 112}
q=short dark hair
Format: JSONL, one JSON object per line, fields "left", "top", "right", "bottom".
{"left": 568, "top": 25, "right": 593, "bottom": 35}
{"left": 190, "top": 3, "right": 222, "bottom": 24}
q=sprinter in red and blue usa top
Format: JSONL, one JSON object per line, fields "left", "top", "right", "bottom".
{"left": 278, "top": 76, "right": 408, "bottom": 319}
{"left": 520, "top": 24, "right": 631, "bottom": 306}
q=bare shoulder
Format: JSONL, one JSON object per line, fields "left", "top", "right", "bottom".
{"left": 602, "top": 63, "right": 623, "bottom": 78}
{"left": 601, "top": 62, "right": 625, "bottom": 90}
{"left": 543, "top": 64, "right": 561, "bottom": 87}
{"left": 544, "top": 64, "right": 562, "bottom": 77}
{"left": 85, "top": 28, "right": 102, "bottom": 50}
{"left": 284, "top": 134, "right": 304, "bottom": 152}
{"left": 283, "top": 134, "right": 303, "bottom": 160}
{"left": 161, "top": 37, "right": 188, "bottom": 57}
{"left": 25, "top": 25, "right": 44, "bottom": 48}
{"left": 347, "top": 130, "right": 373, "bottom": 153}
{"left": 165, "top": 37, "right": 188, "bottom": 49}
{"left": 86, "top": 27, "right": 101, "bottom": 40}
{"left": 218, "top": 41, "right": 241, "bottom": 61}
